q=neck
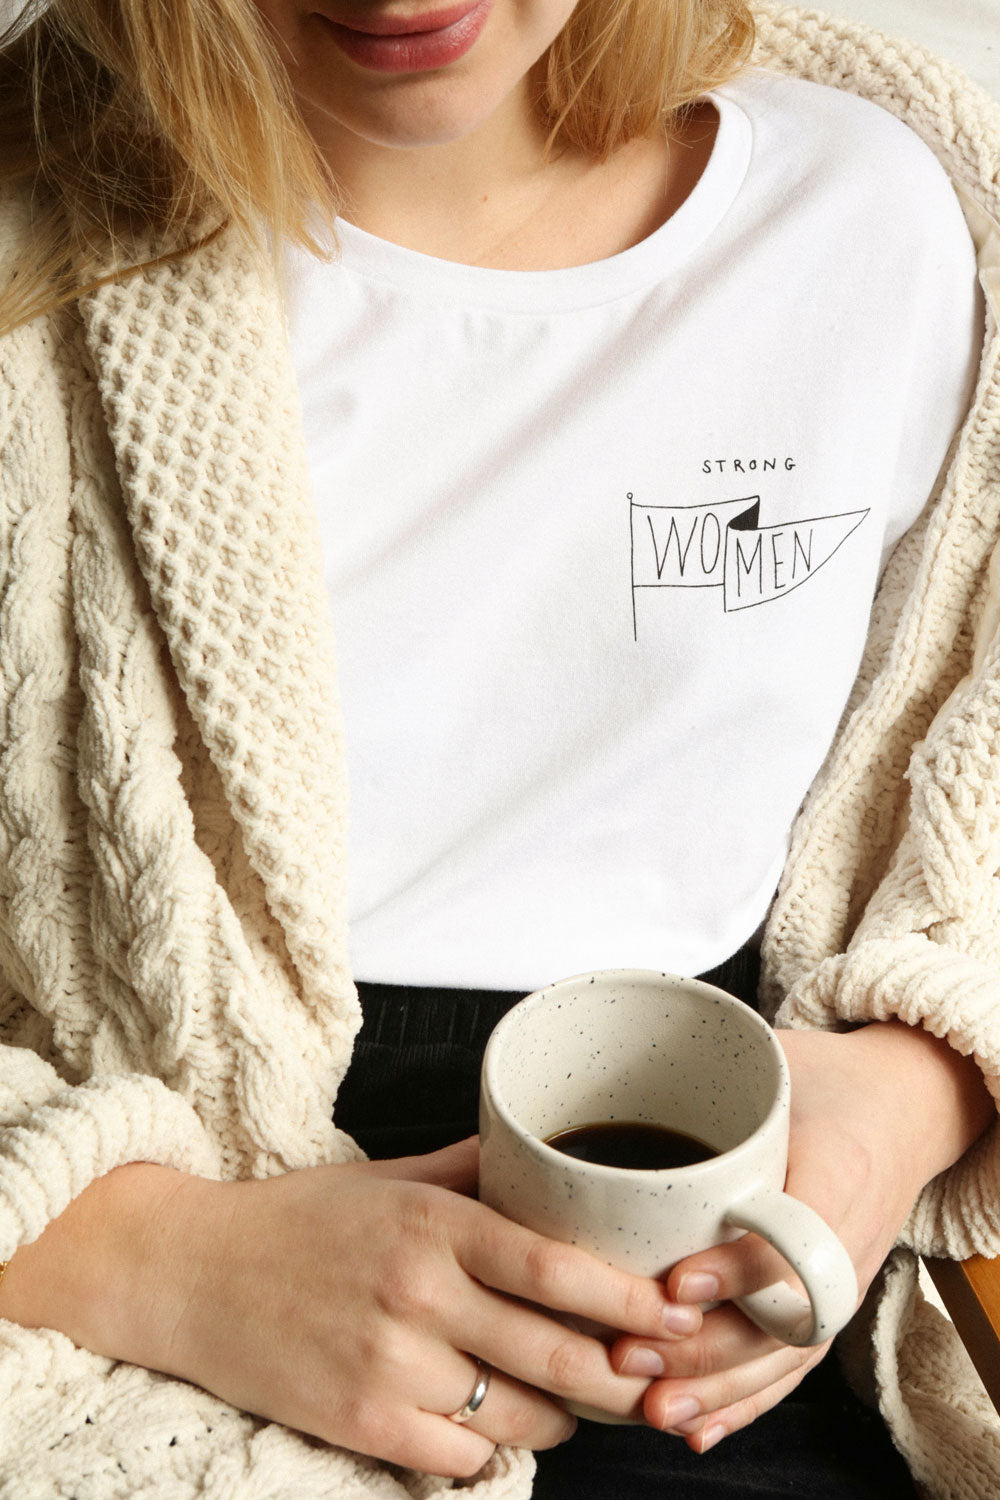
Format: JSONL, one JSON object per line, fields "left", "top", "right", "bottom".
{"left": 306, "top": 82, "right": 565, "bottom": 255}
{"left": 311, "top": 102, "right": 718, "bottom": 272}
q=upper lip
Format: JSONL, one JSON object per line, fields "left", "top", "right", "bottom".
{"left": 320, "top": 2, "right": 478, "bottom": 33}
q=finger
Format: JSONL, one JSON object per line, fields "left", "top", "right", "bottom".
{"left": 315, "top": 1333, "right": 501, "bottom": 1479}
{"left": 360, "top": 1137, "right": 481, "bottom": 1195}
{"left": 330, "top": 1343, "right": 574, "bottom": 1476}
{"left": 434, "top": 1361, "right": 578, "bottom": 1452}
{"left": 667, "top": 1230, "right": 805, "bottom": 1306}
{"left": 611, "top": 1298, "right": 782, "bottom": 1382}
{"left": 664, "top": 1348, "right": 829, "bottom": 1454}
{"left": 444, "top": 1277, "right": 652, "bottom": 1420}
{"left": 349, "top": 1400, "right": 498, "bottom": 1479}
{"left": 641, "top": 1333, "right": 827, "bottom": 1438}
{"left": 458, "top": 1202, "right": 702, "bottom": 1341}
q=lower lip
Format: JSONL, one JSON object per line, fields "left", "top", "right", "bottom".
{"left": 321, "top": 0, "right": 492, "bottom": 72}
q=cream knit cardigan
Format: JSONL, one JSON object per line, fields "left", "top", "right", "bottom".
{"left": 1, "top": 5, "right": 1000, "bottom": 1496}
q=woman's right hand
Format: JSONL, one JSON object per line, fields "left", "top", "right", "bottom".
{"left": 133, "top": 1138, "right": 699, "bottom": 1476}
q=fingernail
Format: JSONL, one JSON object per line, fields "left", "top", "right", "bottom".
{"left": 662, "top": 1395, "right": 701, "bottom": 1427}
{"left": 677, "top": 1272, "right": 719, "bottom": 1303}
{"left": 621, "top": 1347, "right": 665, "bottom": 1377}
{"left": 662, "top": 1301, "right": 701, "bottom": 1335}
{"left": 698, "top": 1422, "right": 727, "bottom": 1453}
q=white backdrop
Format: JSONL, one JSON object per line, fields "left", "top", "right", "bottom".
{"left": 1, "top": 0, "right": 998, "bottom": 96}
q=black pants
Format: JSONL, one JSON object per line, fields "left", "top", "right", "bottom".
{"left": 335, "top": 953, "right": 919, "bottom": 1499}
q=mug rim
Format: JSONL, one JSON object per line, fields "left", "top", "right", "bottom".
{"left": 481, "top": 967, "right": 790, "bottom": 1179}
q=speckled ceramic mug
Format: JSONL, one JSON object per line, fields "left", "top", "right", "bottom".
{"left": 479, "top": 969, "right": 857, "bottom": 1420}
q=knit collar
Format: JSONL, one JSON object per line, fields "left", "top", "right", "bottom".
{"left": 79, "top": 230, "right": 359, "bottom": 1036}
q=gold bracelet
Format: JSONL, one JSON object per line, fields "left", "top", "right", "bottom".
{"left": 0, "top": 1260, "right": 8, "bottom": 1290}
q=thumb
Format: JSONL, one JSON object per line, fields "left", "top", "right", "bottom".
{"left": 358, "top": 1135, "right": 482, "bottom": 1195}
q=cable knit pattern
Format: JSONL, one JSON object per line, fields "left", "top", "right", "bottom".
{"left": 863, "top": 1252, "right": 1000, "bottom": 1500}
{"left": 0, "top": 6, "right": 999, "bottom": 1495}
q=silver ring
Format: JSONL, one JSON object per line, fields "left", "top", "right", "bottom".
{"left": 447, "top": 1359, "right": 492, "bottom": 1423}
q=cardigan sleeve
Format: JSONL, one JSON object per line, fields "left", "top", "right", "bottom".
{"left": 775, "top": 938, "right": 1000, "bottom": 1260}
{"left": 773, "top": 634, "right": 1000, "bottom": 1259}
{"left": 0, "top": 1049, "right": 223, "bottom": 1264}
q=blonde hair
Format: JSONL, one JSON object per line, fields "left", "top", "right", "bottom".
{"left": 0, "top": 0, "right": 754, "bottom": 332}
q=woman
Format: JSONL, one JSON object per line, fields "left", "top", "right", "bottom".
{"left": 0, "top": 0, "right": 998, "bottom": 1495}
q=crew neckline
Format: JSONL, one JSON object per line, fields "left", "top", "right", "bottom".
{"left": 302, "top": 90, "right": 752, "bottom": 313}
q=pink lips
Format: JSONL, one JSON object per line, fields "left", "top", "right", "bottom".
{"left": 320, "top": 0, "right": 492, "bottom": 72}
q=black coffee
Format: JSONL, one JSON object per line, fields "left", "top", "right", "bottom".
{"left": 545, "top": 1121, "right": 718, "bottom": 1170}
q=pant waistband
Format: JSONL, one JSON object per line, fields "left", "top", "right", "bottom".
{"left": 353, "top": 945, "right": 762, "bottom": 1053}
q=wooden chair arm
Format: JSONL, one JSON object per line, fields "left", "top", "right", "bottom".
{"left": 924, "top": 1254, "right": 1000, "bottom": 1411}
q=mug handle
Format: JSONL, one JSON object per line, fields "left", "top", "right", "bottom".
{"left": 722, "top": 1186, "right": 858, "bottom": 1346}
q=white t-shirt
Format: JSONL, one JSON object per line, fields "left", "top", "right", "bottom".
{"left": 283, "top": 70, "right": 983, "bottom": 991}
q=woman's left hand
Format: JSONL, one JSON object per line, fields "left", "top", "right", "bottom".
{"left": 607, "top": 1021, "right": 994, "bottom": 1453}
